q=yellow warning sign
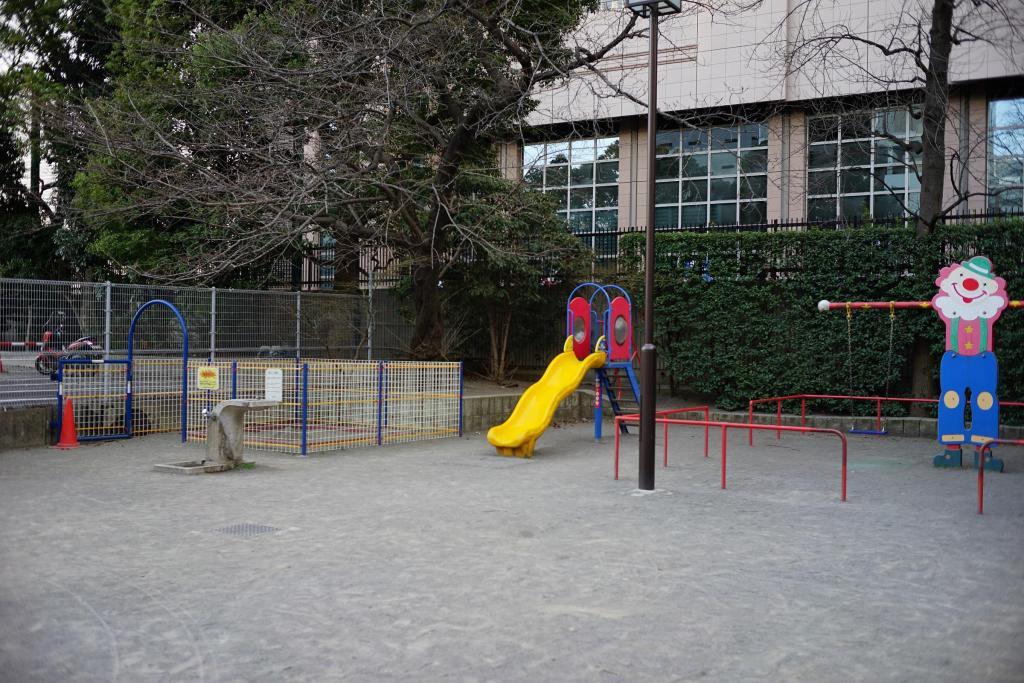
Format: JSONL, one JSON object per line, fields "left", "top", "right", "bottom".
{"left": 197, "top": 366, "right": 220, "bottom": 390}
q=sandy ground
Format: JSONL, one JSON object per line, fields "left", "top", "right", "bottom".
{"left": 1, "top": 423, "right": 1022, "bottom": 682}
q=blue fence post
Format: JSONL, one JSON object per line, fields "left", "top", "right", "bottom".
{"left": 55, "top": 359, "right": 64, "bottom": 439}
{"left": 230, "top": 361, "right": 237, "bottom": 399}
{"left": 458, "top": 362, "right": 464, "bottom": 437}
{"left": 376, "top": 361, "right": 385, "bottom": 446}
{"left": 300, "top": 363, "right": 309, "bottom": 456}
{"left": 126, "top": 360, "right": 134, "bottom": 438}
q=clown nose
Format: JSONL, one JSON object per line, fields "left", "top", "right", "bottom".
{"left": 963, "top": 277, "right": 979, "bottom": 291}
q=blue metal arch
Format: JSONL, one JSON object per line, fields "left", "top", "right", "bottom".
{"left": 127, "top": 299, "right": 189, "bottom": 443}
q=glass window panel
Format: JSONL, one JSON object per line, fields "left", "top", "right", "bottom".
{"left": 739, "top": 149, "right": 768, "bottom": 174}
{"left": 990, "top": 188, "right": 1023, "bottom": 212}
{"left": 740, "top": 123, "right": 769, "bottom": 148}
{"left": 710, "top": 152, "right": 738, "bottom": 175}
{"left": 595, "top": 161, "right": 620, "bottom": 184}
{"left": 523, "top": 144, "right": 546, "bottom": 169}
{"left": 990, "top": 97, "right": 1024, "bottom": 129}
{"left": 808, "top": 170, "right": 837, "bottom": 196}
{"left": 808, "top": 198, "right": 836, "bottom": 221}
{"left": 680, "top": 204, "right": 706, "bottom": 226}
{"left": 524, "top": 166, "right": 544, "bottom": 187}
{"left": 873, "top": 166, "right": 907, "bottom": 191}
{"left": 841, "top": 140, "right": 871, "bottom": 166}
{"left": 841, "top": 168, "right": 872, "bottom": 193}
{"left": 547, "top": 142, "right": 569, "bottom": 164}
{"left": 568, "top": 210, "right": 592, "bottom": 232}
{"left": 709, "top": 203, "right": 737, "bottom": 225}
{"left": 908, "top": 111, "right": 924, "bottom": 137}
{"left": 711, "top": 126, "right": 739, "bottom": 150}
{"left": 655, "top": 131, "right": 681, "bottom": 156}
{"left": 843, "top": 113, "right": 873, "bottom": 139}
{"left": 809, "top": 116, "right": 839, "bottom": 143}
{"left": 570, "top": 139, "right": 595, "bottom": 163}
{"left": 545, "top": 165, "right": 567, "bottom": 186}
{"left": 569, "top": 163, "right": 594, "bottom": 186}
{"left": 570, "top": 187, "right": 593, "bottom": 209}
{"left": 596, "top": 138, "right": 619, "bottom": 160}
{"left": 681, "top": 129, "right": 708, "bottom": 152}
{"left": 840, "top": 195, "right": 870, "bottom": 220}
{"left": 656, "top": 157, "right": 680, "bottom": 179}
{"left": 681, "top": 154, "right": 709, "bottom": 177}
{"left": 740, "top": 201, "right": 767, "bottom": 224}
{"left": 874, "top": 139, "right": 904, "bottom": 165}
{"left": 907, "top": 192, "right": 920, "bottom": 212}
{"left": 908, "top": 171, "right": 921, "bottom": 191}
{"left": 808, "top": 143, "right": 838, "bottom": 169}
{"left": 595, "top": 185, "right": 618, "bottom": 208}
{"left": 874, "top": 193, "right": 905, "bottom": 219}
{"left": 545, "top": 189, "right": 567, "bottom": 211}
{"left": 655, "top": 181, "right": 678, "bottom": 205}
{"left": 873, "top": 109, "right": 907, "bottom": 137}
{"left": 710, "top": 177, "right": 737, "bottom": 201}
{"left": 681, "top": 179, "right": 708, "bottom": 203}
{"left": 740, "top": 175, "right": 768, "bottom": 199}
{"left": 991, "top": 129, "right": 1024, "bottom": 158}
{"left": 654, "top": 206, "right": 678, "bottom": 229}
{"left": 595, "top": 209, "right": 618, "bottom": 231}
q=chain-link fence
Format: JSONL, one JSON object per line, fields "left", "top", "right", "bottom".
{"left": 0, "top": 277, "right": 421, "bottom": 408}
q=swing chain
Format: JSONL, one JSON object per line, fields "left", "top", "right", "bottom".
{"left": 883, "top": 301, "right": 896, "bottom": 403}
{"left": 846, "top": 303, "right": 854, "bottom": 424}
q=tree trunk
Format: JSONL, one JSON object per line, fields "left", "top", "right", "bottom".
{"left": 909, "top": 338, "right": 935, "bottom": 416}
{"left": 915, "top": 0, "right": 954, "bottom": 237}
{"left": 409, "top": 259, "right": 443, "bottom": 359}
{"left": 486, "top": 307, "right": 512, "bottom": 383}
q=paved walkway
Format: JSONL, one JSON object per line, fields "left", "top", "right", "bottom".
{"left": 1, "top": 424, "right": 1022, "bottom": 681}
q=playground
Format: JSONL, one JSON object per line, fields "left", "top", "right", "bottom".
{"left": 1, "top": 425, "right": 1023, "bottom": 681}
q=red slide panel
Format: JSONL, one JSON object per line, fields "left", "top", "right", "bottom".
{"left": 568, "top": 296, "right": 591, "bottom": 360}
{"left": 608, "top": 296, "right": 632, "bottom": 362}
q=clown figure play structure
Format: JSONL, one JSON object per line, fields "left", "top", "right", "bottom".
{"left": 819, "top": 256, "right": 1024, "bottom": 471}
{"left": 487, "top": 284, "right": 640, "bottom": 457}
{"left": 932, "top": 257, "right": 1008, "bottom": 464}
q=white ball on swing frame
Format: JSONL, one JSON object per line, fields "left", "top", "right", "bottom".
{"left": 817, "top": 300, "right": 831, "bottom": 312}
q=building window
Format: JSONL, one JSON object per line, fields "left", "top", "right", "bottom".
{"left": 654, "top": 123, "right": 768, "bottom": 228}
{"left": 988, "top": 97, "right": 1024, "bottom": 213}
{"left": 806, "top": 108, "right": 922, "bottom": 222}
{"left": 523, "top": 137, "right": 619, "bottom": 257}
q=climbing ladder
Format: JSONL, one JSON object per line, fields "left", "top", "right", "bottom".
{"left": 597, "top": 356, "right": 641, "bottom": 435}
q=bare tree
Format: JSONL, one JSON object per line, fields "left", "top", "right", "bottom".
{"left": 773, "top": 0, "right": 1024, "bottom": 235}
{"left": 59, "top": 0, "right": 650, "bottom": 358}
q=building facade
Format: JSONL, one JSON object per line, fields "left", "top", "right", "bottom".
{"left": 500, "top": 0, "right": 1024, "bottom": 251}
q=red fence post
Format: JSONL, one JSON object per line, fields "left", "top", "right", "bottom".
{"left": 720, "top": 425, "right": 728, "bottom": 490}
{"left": 704, "top": 406, "right": 710, "bottom": 457}
{"left": 876, "top": 399, "right": 882, "bottom": 432}
{"left": 663, "top": 419, "right": 669, "bottom": 468}
{"left": 801, "top": 398, "right": 806, "bottom": 429}
{"left": 776, "top": 400, "right": 782, "bottom": 439}
{"left": 614, "top": 416, "right": 621, "bottom": 481}
{"left": 841, "top": 435, "right": 848, "bottom": 502}
{"left": 978, "top": 444, "right": 986, "bottom": 515}
{"left": 748, "top": 401, "right": 754, "bottom": 446}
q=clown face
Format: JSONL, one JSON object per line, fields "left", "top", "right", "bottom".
{"left": 933, "top": 263, "right": 1007, "bottom": 322}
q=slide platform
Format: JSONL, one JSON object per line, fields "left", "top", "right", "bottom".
{"left": 487, "top": 337, "right": 606, "bottom": 457}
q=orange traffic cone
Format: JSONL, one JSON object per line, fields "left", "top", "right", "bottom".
{"left": 54, "top": 398, "right": 80, "bottom": 450}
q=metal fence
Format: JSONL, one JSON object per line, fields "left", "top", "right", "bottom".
{"left": 54, "top": 357, "right": 462, "bottom": 454}
{"left": 0, "top": 278, "right": 420, "bottom": 408}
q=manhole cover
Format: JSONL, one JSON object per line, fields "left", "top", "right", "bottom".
{"left": 214, "top": 523, "right": 280, "bottom": 538}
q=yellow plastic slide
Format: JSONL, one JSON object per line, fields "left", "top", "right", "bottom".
{"left": 487, "top": 336, "right": 606, "bottom": 457}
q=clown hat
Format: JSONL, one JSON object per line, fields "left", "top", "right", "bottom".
{"left": 963, "top": 256, "right": 995, "bottom": 279}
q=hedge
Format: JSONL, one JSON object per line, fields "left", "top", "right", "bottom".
{"left": 620, "top": 221, "right": 1024, "bottom": 417}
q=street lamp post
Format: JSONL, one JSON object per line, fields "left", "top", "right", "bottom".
{"left": 626, "top": 0, "right": 681, "bottom": 490}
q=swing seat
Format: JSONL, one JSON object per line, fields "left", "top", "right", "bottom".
{"left": 848, "top": 427, "right": 888, "bottom": 436}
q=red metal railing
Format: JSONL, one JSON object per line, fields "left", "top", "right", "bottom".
{"left": 614, "top": 414, "right": 849, "bottom": 502}
{"left": 820, "top": 300, "right": 1024, "bottom": 311}
{"left": 613, "top": 406, "right": 710, "bottom": 479}
{"left": 977, "top": 439, "right": 1024, "bottom": 514}
{"left": 747, "top": 394, "right": 1024, "bottom": 445}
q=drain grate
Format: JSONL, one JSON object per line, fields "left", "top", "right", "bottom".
{"left": 214, "top": 523, "right": 280, "bottom": 538}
